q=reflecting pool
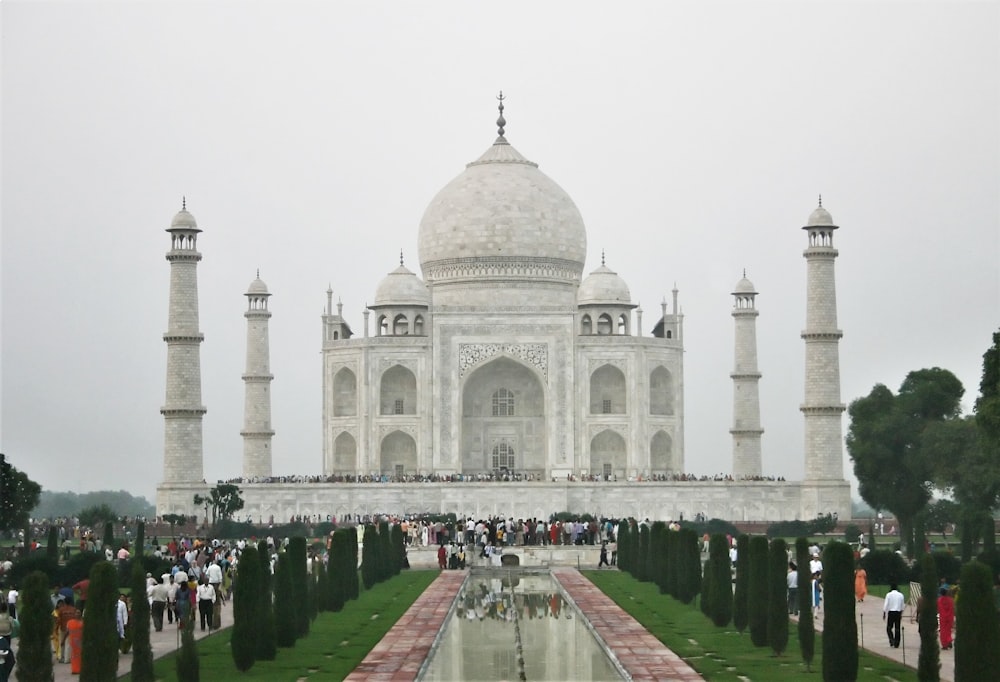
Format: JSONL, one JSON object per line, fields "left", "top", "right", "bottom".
{"left": 419, "top": 570, "right": 625, "bottom": 681}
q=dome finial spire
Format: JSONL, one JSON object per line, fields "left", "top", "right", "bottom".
{"left": 601, "top": 249, "right": 606, "bottom": 266}
{"left": 496, "top": 90, "right": 506, "bottom": 138}
{"left": 399, "top": 249, "right": 404, "bottom": 266}
{"left": 818, "top": 193, "right": 823, "bottom": 208}
{"left": 182, "top": 196, "right": 186, "bottom": 211}
{"left": 256, "top": 268, "right": 260, "bottom": 279}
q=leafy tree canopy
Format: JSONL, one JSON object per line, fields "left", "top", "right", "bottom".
{"left": 194, "top": 483, "right": 245, "bottom": 525}
{"left": 847, "top": 368, "right": 964, "bottom": 554}
{"left": 31, "top": 489, "right": 154, "bottom": 520}
{"left": 975, "top": 329, "right": 1000, "bottom": 442}
{"left": 0, "top": 453, "right": 42, "bottom": 531}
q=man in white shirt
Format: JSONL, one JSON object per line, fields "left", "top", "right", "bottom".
{"left": 883, "top": 583, "right": 906, "bottom": 648}
{"left": 787, "top": 562, "right": 799, "bottom": 615}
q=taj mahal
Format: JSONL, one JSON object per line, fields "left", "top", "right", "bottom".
{"left": 156, "top": 98, "right": 851, "bottom": 522}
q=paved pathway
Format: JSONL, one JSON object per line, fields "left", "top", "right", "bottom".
{"left": 806, "top": 593, "right": 954, "bottom": 682}
{"left": 552, "top": 568, "right": 702, "bottom": 682}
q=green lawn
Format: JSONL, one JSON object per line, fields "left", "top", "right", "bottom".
{"left": 583, "top": 571, "right": 918, "bottom": 681}
{"left": 121, "top": 570, "right": 438, "bottom": 682}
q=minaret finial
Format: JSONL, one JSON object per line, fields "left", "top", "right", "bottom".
{"left": 400, "top": 249, "right": 404, "bottom": 266}
{"left": 182, "top": 196, "right": 186, "bottom": 211}
{"left": 743, "top": 268, "right": 746, "bottom": 278}
{"left": 601, "top": 249, "right": 606, "bottom": 266}
{"left": 496, "top": 90, "right": 506, "bottom": 137}
{"left": 818, "top": 194, "right": 823, "bottom": 208}
{"left": 256, "top": 268, "right": 260, "bottom": 279}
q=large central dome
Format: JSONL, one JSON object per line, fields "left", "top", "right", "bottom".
{"left": 417, "top": 133, "right": 588, "bottom": 299}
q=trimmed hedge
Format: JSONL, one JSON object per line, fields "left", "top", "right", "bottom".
{"left": 821, "top": 542, "right": 858, "bottom": 682}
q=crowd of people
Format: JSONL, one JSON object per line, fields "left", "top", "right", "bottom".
{"left": 222, "top": 471, "right": 791, "bottom": 485}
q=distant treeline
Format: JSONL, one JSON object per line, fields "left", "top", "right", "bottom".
{"left": 31, "top": 490, "right": 155, "bottom": 519}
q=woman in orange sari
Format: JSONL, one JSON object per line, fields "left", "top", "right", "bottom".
{"left": 938, "top": 587, "right": 955, "bottom": 650}
{"left": 854, "top": 565, "right": 868, "bottom": 602}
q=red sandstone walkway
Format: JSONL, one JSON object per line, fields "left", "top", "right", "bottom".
{"left": 552, "top": 567, "right": 703, "bottom": 681}
{"left": 345, "top": 570, "right": 466, "bottom": 682}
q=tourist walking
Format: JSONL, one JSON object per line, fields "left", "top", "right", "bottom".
{"left": 938, "top": 587, "right": 955, "bottom": 650}
{"left": 598, "top": 543, "right": 610, "bottom": 568}
{"left": 787, "top": 562, "right": 799, "bottom": 615}
{"left": 883, "top": 583, "right": 905, "bottom": 648}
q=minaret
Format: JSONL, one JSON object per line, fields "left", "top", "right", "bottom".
{"left": 730, "top": 272, "right": 763, "bottom": 477}
{"left": 161, "top": 200, "right": 206, "bottom": 484}
{"left": 801, "top": 197, "right": 846, "bottom": 483}
{"left": 241, "top": 272, "right": 274, "bottom": 478}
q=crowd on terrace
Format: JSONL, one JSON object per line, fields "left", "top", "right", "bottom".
{"left": 223, "top": 471, "right": 787, "bottom": 485}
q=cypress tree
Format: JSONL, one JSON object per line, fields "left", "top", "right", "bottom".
{"left": 748, "top": 535, "right": 769, "bottom": 647}
{"left": 378, "top": 522, "right": 393, "bottom": 582}
{"left": 16, "top": 570, "right": 54, "bottom": 682}
{"left": 649, "top": 522, "right": 667, "bottom": 592}
{"left": 637, "top": 524, "right": 650, "bottom": 582}
{"left": 255, "top": 540, "right": 277, "bottom": 660}
{"left": 81, "top": 561, "right": 119, "bottom": 682}
{"left": 130, "top": 557, "right": 154, "bottom": 681}
{"left": 821, "top": 541, "right": 858, "bottom": 682}
{"left": 103, "top": 521, "right": 115, "bottom": 551}
{"left": 329, "top": 530, "right": 348, "bottom": 611}
{"left": 288, "top": 537, "right": 309, "bottom": 637}
{"left": 708, "top": 534, "right": 733, "bottom": 627}
{"left": 391, "top": 524, "right": 405, "bottom": 574}
{"left": 348, "top": 527, "right": 360, "bottom": 600}
{"left": 47, "top": 526, "right": 59, "bottom": 563}
{"left": 700, "top": 558, "right": 713, "bottom": 617}
{"left": 665, "top": 529, "right": 678, "bottom": 597}
{"left": 307, "top": 559, "right": 319, "bottom": 623}
{"left": 767, "top": 538, "right": 789, "bottom": 655}
{"left": 917, "top": 553, "right": 939, "bottom": 682}
{"left": 135, "top": 520, "right": 145, "bottom": 557}
{"left": 681, "top": 528, "right": 701, "bottom": 604}
{"left": 733, "top": 534, "right": 750, "bottom": 634}
{"left": 617, "top": 522, "right": 630, "bottom": 575}
{"left": 273, "top": 554, "right": 296, "bottom": 647}
{"left": 231, "top": 545, "right": 260, "bottom": 672}
{"left": 361, "top": 524, "right": 378, "bottom": 590}
{"left": 955, "top": 560, "right": 1000, "bottom": 680}
{"left": 796, "top": 538, "right": 815, "bottom": 671}
{"left": 175, "top": 613, "right": 200, "bottom": 682}
{"left": 316, "top": 557, "right": 329, "bottom": 613}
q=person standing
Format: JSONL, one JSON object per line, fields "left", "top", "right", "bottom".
{"left": 150, "top": 577, "right": 169, "bottom": 632}
{"left": 598, "top": 543, "right": 610, "bottom": 568}
{"left": 206, "top": 559, "right": 224, "bottom": 604}
{"left": 196, "top": 577, "right": 215, "bottom": 631}
{"left": 938, "top": 587, "right": 955, "bottom": 650}
{"left": 787, "top": 562, "right": 799, "bottom": 615}
{"left": 116, "top": 593, "right": 129, "bottom": 642}
{"left": 883, "top": 583, "right": 905, "bottom": 648}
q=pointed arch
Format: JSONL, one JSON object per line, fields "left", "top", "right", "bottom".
{"left": 590, "top": 429, "right": 627, "bottom": 478}
{"left": 333, "top": 367, "right": 357, "bottom": 417}
{"left": 597, "top": 313, "right": 613, "bottom": 335}
{"left": 590, "top": 363, "right": 626, "bottom": 414}
{"left": 650, "top": 430, "right": 673, "bottom": 474}
{"left": 332, "top": 431, "right": 357, "bottom": 472}
{"left": 380, "top": 364, "right": 417, "bottom": 415}
{"left": 649, "top": 365, "right": 674, "bottom": 415}
{"left": 392, "top": 313, "right": 409, "bottom": 335}
{"left": 580, "top": 314, "right": 593, "bottom": 335}
{"left": 379, "top": 430, "right": 417, "bottom": 475}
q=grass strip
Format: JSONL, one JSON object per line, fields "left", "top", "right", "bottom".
{"left": 121, "top": 569, "right": 439, "bottom": 682}
{"left": 583, "top": 570, "right": 918, "bottom": 681}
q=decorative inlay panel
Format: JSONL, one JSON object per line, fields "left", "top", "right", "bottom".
{"left": 459, "top": 343, "right": 548, "bottom": 379}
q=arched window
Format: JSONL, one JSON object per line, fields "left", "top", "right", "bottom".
{"left": 333, "top": 368, "right": 357, "bottom": 417}
{"left": 597, "top": 313, "right": 613, "bottom": 335}
{"left": 581, "top": 314, "right": 593, "bottom": 335}
{"left": 492, "top": 388, "right": 515, "bottom": 417}
{"left": 378, "top": 315, "right": 388, "bottom": 336}
{"left": 413, "top": 315, "right": 424, "bottom": 336}
{"left": 393, "top": 314, "right": 409, "bottom": 335}
{"left": 618, "top": 314, "right": 629, "bottom": 336}
{"left": 649, "top": 366, "right": 674, "bottom": 415}
{"left": 492, "top": 440, "right": 515, "bottom": 469}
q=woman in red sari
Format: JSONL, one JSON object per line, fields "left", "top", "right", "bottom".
{"left": 938, "top": 587, "right": 955, "bottom": 650}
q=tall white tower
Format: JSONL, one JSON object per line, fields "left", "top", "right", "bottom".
{"left": 241, "top": 273, "right": 274, "bottom": 478}
{"left": 161, "top": 201, "right": 206, "bottom": 484}
{"left": 730, "top": 273, "right": 763, "bottom": 477}
{"left": 800, "top": 198, "right": 850, "bottom": 517}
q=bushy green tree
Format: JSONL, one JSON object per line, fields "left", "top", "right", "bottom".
{"left": 917, "top": 553, "right": 939, "bottom": 681}
{"left": 678, "top": 528, "right": 701, "bottom": 604}
{"left": 822, "top": 542, "right": 858, "bottom": 682}
{"left": 130, "top": 556, "right": 154, "bottom": 681}
{"left": 733, "top": 534, "right": 750, "bottom": 634}
{"left": 103, "top": 520, "right": 115, "bottom": 550}
{"left": 256, "top": 540, "right": 276, "bottom": 660}
{"left": 46, "top": 526, "right": 59, "bottom": 563}
{"left": 176, "top": 613, "right": 200, "bottom": 682}
{"left": 81, "top": 561, "right": 119, "bottom": 682}
{"left": 955, "top": 560, "right": 1000, "bottom": 680}
{"left": 748, "top": 535, "right": 768, "bottom": 647}
{"left": 288, "top": 537, "right": 309, "bottom": 637}
{"left": 378, "top": 522, "right": 393, "bottom": 582}
{"left": 708, "top": 534, "right": 732, "bottom": 627}
{"left": 348, "top": 527, "right": 360, "bottom": 600}
{"left": 15, "top": 570, "right": 54, "bottom": 682}
{"left": 0, "top": 453, "right": 41, "bottom": 532}
{"left": 391, "top": 524, "right": 405, "bottom": 575}
{"left": 767, "top": 538, "right": 789, "bottom": 655}
{"left": 796, "top": 538, "right": 815, "bottom": 671}
{"left": 329, "top": 530, "right": 349, "bottom": 611}
{"left": 637, "top": 524, "right": 650, "bottom": 582}
{"left": 649, "top": 522, "right": 667, "bottom": 592}
{"left": 231, "top": 545, "right": 260, "bottom": 671}
{"left": 617, "top": 522, "right": 631, "bottom": 575}
{"left": 273, "top": 554, "right": 296, "bottom": 647}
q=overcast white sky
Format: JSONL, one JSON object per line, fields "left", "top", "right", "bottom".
{"left": 2, "top": 1, "right": 997, "bottom": 502}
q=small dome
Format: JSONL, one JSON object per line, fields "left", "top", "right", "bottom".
{"left": 169, "top": 208, "right": 200, "bottom": 231}
{"left": 578, "top": 264, "right": 632, "bottom": 306}
{"left": 733, "top": 277, "right": 756, "bottom": 294}
{"left": 373, "top": 265, "right": 430, "bottom": 307}
{"left": 247, "top": 276, "right": 269, "bottom": 296}
{"left": 807, "top": 205, "right": 835, "bottom": 227}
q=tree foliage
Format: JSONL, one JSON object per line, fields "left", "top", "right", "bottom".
{"left": 78, "top": 503, "right": 119, "bottom": 529}
{"left": 917, "top": 554, "right": 939, "bottom": 682}
{"left": 975, "top": 329, "right": 1000, "bottom": 442}
{"left": 0, "top": 453, "right": 41, "bottom": 532}
{"left": 955, "top": 560, "right": 1000, "bottom": 680}
{"left": 33, "top": 489, "right": 155, "bottom": 520}
{"left": 748, "top": 535, "right": 769, "bottom": 647}
{"left": 130, "top": 530, "right": 154, "bottom": 682}
{"left": 288, "top": 536, "right": 309, "bottom": 638}
{"left": 273, "top": 553, "right": 296, "bottom": 648}
{"left": 16, "top": 571, "right": 54, "bottom": 682}
{"left": 847, "top": 368, "right": 964, "bottom": 555}
{"left": 231, "top": 545, "right": 260, "bottom": 672}
{"left": 255, "top": 540, "right": 277, "bottom": 661}
{"left": 361, "top": 524, "right": 378, "bottom": 590}
{"left": 796, "top": 538, "right": 815, "bottom": 671}
{"left": 708, "top": 534, "right": 732, "bottom": 627}
{"left": 767, "top": 538, "right": 789, "bottom": 655}
{"left": 80, "top": 561, "right": 119, "bottom": 682}
{"left": 821, "top": 542, "right": 858, "bottom": 682}
{"left": 732, "top": 534, "right": 749, "bottom": 633}
{"left": 176, "top": 612, "right": 200, "bottom": 682}
{"left": 193, "top": 483, "right": 245, "bottom": 526}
